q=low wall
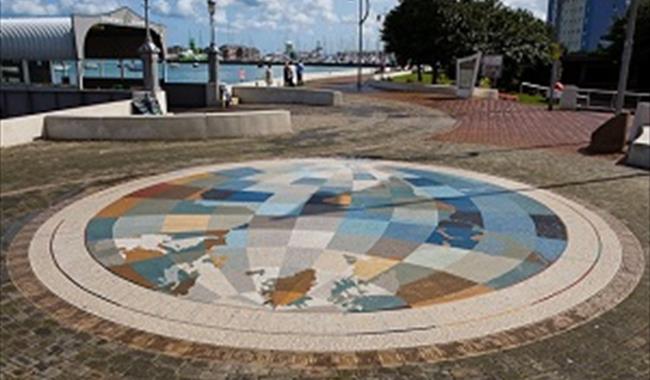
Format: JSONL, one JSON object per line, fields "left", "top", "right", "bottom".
{"left": 44, "top": 110, "right": 292, "bottom": 141}
{"left": 163, "top": 83, "right": 207, "bottom": 109}
{"left": 472, "top": 88, "right": 500, "bottom": 100}
{"left": 1, "top": 99, "right": 132, "bottom": 148}
{"left": 233, "top": 87, "right": 343, "bottom": 106}
{"left": 0, "top": 86, "right": 132, "bottom": 118}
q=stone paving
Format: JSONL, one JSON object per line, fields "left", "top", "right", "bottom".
{"left": 1, "top": 91, "right": 649, "bottom": 379}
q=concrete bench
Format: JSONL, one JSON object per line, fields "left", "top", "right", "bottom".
{"left": 232, "top": 87, "right": 343, "bottom": 106}
{"left": 44, "top": 110, "right": 292, "bottom": 141}
{"left": 626, "top": 125, "right": 650, "bottom": 170}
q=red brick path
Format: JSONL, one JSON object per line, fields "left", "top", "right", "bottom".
{"left": 370, "top": 92, "right": 614, "bottom": 153}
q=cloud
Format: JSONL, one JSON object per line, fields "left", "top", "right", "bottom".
{"left": 502, "top": 0, "right": 547, "bottom": 19}
{"left": 2, "top": 0, "right": 60, "bottom": 15}
{"left": 223, "top": 0, "right": 340, "bottom": 33}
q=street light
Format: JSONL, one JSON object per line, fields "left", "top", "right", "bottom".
{"left": 352, "top": 0, "right": 370, "bottom": 91}
{"left": 207, "top": 0, "right": 221, "bottom": 106}
{"left": 139, "top": 0, "right": 161, "bottom": 94}
{"left": 615, "top": 0, "right": 640, "bottom": 115}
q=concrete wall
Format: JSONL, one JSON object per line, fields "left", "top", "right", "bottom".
{"left": 1, "top": 99, "right": 132, "bottom": 148}
{"left": 233, "top": 87, "right": 343, "bottom": 106}
{"left": 163, "top": 83, "right": 207, "bottom": 109}
{"left": 0, "top": 86, "right": 131, "bottom": 118}
{"left": 44, "top": 110, "right": 292, "bottom": 141}
{"left": 626, "top": 126, "right": 650, "bottom": 170}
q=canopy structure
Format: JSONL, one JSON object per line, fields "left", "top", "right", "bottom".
{"left": 0, "top": 7, "right": 166, "bottom": 88}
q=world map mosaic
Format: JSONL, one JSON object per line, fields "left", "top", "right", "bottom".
{"left": 85, "top": 161, "right": 568, "bottom": 313}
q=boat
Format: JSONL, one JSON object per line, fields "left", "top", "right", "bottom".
{"left": 192, "top": 62, "right": 200, "bottom": 68}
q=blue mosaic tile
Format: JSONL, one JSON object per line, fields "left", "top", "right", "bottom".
{"left": 215, "top": 167, "right": 263, "bottom": 178}
{"left": 292, "top": 177, "right": 328, "bottom": 186}
{"left": 86, "top": 218, "right": 116, "bottom": 241}
{"left": 384, "top": 222, "right": 434, "bottom": 243}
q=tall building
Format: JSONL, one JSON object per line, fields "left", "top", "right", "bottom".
{"left": 547, "top": 0, "right": 560, "bottom": 27}
{"left": 547, "top": 0, "right": 629, "bottom": 52}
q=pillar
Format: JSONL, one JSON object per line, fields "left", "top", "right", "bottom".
{"left": 139, "top": 40, "right": 160, "bottom": 93}
{"left": 21, "top": 60, "right": 30, "bottom": 85}
{"left": 206, "top": 44, "right": 220, "bottom": 107}
{"left": 76, "top": 60, "right": 84, "bottom": 89}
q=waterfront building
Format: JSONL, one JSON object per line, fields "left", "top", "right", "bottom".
{"left": 547, "top": 0, "right": 629, "bottom": 52}
{"left": 219, "top": 44, "right": 261, "bottom": 62}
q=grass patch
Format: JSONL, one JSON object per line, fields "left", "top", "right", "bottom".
{"left": 517, "top": 93, "right": 546, "bottom": 106}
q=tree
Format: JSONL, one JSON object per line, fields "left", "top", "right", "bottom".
{"left": 382, "top": 0, "right": 555, "bottom": 88}
{"left": 472, "top": 3, "right": 555, "bottom": 88}
{"left": 601, "top": 0, "right": 650, "bottom": 90}
{"left": 381, "top": 0, "right": 461, "bottom": 83}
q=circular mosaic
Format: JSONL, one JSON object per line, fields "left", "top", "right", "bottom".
{"left": 86, "top": 160, "right": 568, "bottom": 313}
{"left": 27, "top": 159, "right": 631, "bottom": 352}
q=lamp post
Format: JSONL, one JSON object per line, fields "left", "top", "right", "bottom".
{"left": 206, "top": 0, "right": 221, "bottom": 107}
{"left": 615, "top": 0, "right": 640, "bottom": 115}
{"left": 353, "top": 0, "right": 370, "bottom": 91}
{"left": 139, "top": 0, "right": 160, "bottom": 94}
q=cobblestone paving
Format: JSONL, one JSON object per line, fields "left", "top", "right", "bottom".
{"left": 1, "top": 92, "right": 648, "bottom": 379}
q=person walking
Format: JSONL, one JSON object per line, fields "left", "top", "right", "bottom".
{"left": 296, "top": 60, "right": 305, "bottom": 86}
{"left": 265, "top": 63, "right": 274, "bottom": 87}
{"left": 283, "top": 61, "right": 294, "bottom": 87}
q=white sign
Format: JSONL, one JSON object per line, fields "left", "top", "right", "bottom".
{"left": 456, "top": 52, "right": 482, "bottom": 99}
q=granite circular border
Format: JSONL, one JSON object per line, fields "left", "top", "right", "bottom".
{"left": 7, "top": 159, "right": 645, "bottom": 368}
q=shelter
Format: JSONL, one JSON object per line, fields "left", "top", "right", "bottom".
{"left": 0, "top": 7, "right": 166, "bottom": 89}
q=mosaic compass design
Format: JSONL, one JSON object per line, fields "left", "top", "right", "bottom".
{"left": 86, "top": 160, "right": 568, "bottom": 313}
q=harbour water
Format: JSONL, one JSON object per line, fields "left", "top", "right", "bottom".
{"left": 52, "top": 60, "right": 356, "bottom": 85}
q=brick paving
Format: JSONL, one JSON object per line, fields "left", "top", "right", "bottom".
{"left": 369, "top": 92, "right": 614, "bottom": 154}
{"left": 1, "top": 92, "right": 648, "bottom": 379}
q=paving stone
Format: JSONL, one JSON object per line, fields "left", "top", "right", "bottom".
{"left": 1, "top": 90, "right": 648, "bottom": 379}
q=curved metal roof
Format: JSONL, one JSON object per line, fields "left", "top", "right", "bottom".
{"left": 0, "top": 17, "right": 76, "bottom": 61}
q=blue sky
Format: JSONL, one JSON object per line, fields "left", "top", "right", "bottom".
{"left": 1, "top": 0, "right": 548, "bottom": 53}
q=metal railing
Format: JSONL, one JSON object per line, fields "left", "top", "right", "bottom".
{"left": 520, "top": 82, "right": 650, "bottom": 112}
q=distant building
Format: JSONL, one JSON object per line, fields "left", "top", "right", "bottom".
{"left": 548, "top": 0, "right": 629, "bottom": 52}
{"left": 219, "top": 44, "right": 261, "bottom": 61}
{"left": 547, "top": 0, "right": 560, "bottom": 28}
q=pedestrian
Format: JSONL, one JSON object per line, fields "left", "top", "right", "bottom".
{"left": 265, "top": 63, "right": 274, "bottom": 87}
{"left": 256, "top": 63, "right": 264, "bottom": 86}
{"left": 283, "top": 61, "right": 294, "bottom": 87}
{"left": 296, "top": 60, "right": 305, "bottom": 86}
{"left": 238, "top": 67, "right": 246, "bottom": 83}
